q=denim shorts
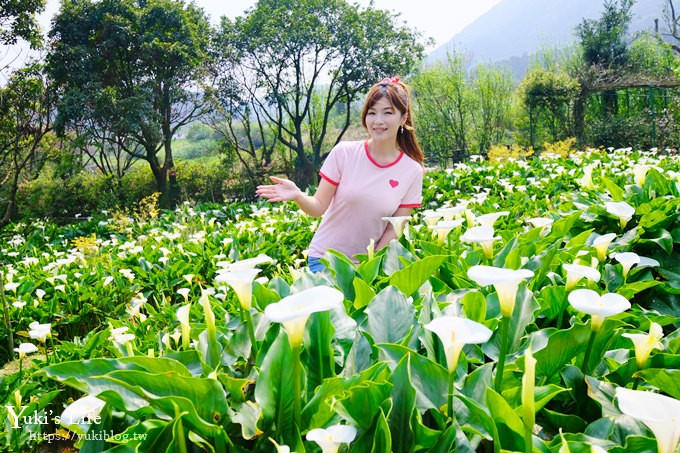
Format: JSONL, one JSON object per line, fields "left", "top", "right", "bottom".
{"left": 307, "top": 256, "right": 325, "bottom": 273}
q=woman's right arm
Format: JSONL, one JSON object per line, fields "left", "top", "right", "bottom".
{"left": 256, "top": 176, "right": 337, "bottom": 218}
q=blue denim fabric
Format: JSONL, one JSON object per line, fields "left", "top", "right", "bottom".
{"left": 307, "top": 256, "right": 325, "bottom": 273}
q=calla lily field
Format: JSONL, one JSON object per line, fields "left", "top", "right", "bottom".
{"left": 1, "top": 147, "right": 679, "bottom": 452}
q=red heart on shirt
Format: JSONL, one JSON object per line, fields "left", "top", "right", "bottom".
{"left": 389, "top": 179, "right": 399, "bottom": 188}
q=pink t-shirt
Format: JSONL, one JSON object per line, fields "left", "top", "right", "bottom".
{"left": 308, "top": 140, "right": 423, "bottom": 261}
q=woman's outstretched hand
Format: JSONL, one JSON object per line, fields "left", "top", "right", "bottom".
{"left": 256, "top": 176, "right": 301, "bottom": 202}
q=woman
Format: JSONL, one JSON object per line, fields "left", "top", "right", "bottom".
{"left": 256, "top": 77, "right": 424, "bottom": 273}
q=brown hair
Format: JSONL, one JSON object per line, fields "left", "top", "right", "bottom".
{"left": 360, "top": 78, "right": 424, "bottom": 165}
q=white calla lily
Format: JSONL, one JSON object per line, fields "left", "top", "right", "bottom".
{"left": 217, "top": 254, "right": 273, "bottom": 272}
{"left": 613, "top": 252, "right": 640, "bottom": 278}
{"left": 563, "top": 263, "right": 601, "bottom": 291}
{"left": 177, "top": 287, "right": 190, "bottom": 302}
{"left": 382, "top": 216, "right": 410, "bottom": 238}
{"left": 604, "top": 201, "right": 635, "bottom": 228}
{"left": 176, "top": 304, "right": 191, "bottom": 349}
{"left": 424, "top": 316, "right": 492, "bottom": 373}
{"left": 306, "top": 424, "right": 358, "bottom": 453}
{"left": 215, "top": 268, "right": 261, "bottom": 310}
{"left": 14, "top": 343, "right": 38, "bottom": 359}
{"left": 467, "top": 265, "right": 534, "bottom": 318}
{"left": 592, "top": 232, "right": 617, "bottom": 261}
{"left": 28, "top": 322, "right": 51, "bottom": 343}
{"left": 264, "top": 286, "right": 344, "bottom": 347}
{"left": 461, "top": 226, "right": 501, "bottom": 259}
{"left": 567, "top": 289, "right": 630, "bottom": 331}
{"left": 60, "top": 395, "right": 106, "bottom": 430}
{"left": 616, "top": 387, "right": 680, "bottom": 453}
{"left": 475, "top": 211, "right": 509, "bottom": 227}
{"left": 428, "top": 219, "right": 464, "bottom": 245}
{"left": 622, "top": 322, "right": 664, "bottom": 369}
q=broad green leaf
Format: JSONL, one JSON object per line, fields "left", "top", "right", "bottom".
{"left": 333, "top": 378, "right": 393, "bottom": 431}
{"left": 378, "top": 343, "right": 448, "bottom": 411}
{"left": 486, "top": 388, "right": 526, "bottom": 451}
{"left": 601, "top": 176, "right": 625, "bottom": 201}
{"left": 532, "top": 323, "right": 591, "bottom": 379}
{"left": 390, "top": 255, "right": 447, "bottom": 296}
{"left": 254, "top": 333, "right": 296, "bottom": 444}
{"left": 634, "top": 369, "right": 680, "bottom": 399}
{"left": 356, "top": 256, "right": 383, "bottom": 284}
{"left": 350, "top": 408, "right": 392, "bottom": 453}
{"left": 364, "top": 286, "right": 415, "bottom": 345}
{"left": 325, "top": 249, "right": 356, "bottom": 301}
{"left": 388, "top": 355, "right": 416, "bottom": 453}
{"left": 638, "top": 228, "right": 674, "bottom": 254}
{"left": 353, "top": 276, "right": 376, "bottom": 309}
{"left": 461, "top": 290, "right": 486, "bottom": 323}
{"left": 302, "top": 311, "right": 335, "bottom": 397}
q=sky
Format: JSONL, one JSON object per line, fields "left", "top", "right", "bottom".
{"left": 2, "top": 0, "right": 503, "bottom": 71}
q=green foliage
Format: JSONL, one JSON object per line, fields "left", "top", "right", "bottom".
{"left": 0, "top": 0, "right": 44, "bottom": 46}
{"left": 575, "top": 0, "right": 635, "bottom": 68}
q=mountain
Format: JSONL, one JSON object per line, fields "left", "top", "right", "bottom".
{"left": 427, "top": 0, "right": 664, "bottom": 79}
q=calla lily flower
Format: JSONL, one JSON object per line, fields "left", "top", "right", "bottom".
{"left": 579, "top": 163, "right": 597, "bottom": 189}
{"left": 14, "top": 343, "right": 38, "bottom": 359}
{"left": 525, "top": 217, "right": 554, "bottom": 234}
{"left": 437, "top": 205, "right": 466, "bottom": 221}
{"left": 567, "top": 289, "right": 631, "bottom": 331}
{"left": 306, "top": 424, "right": 358, "bottom": 453}
{"left": 616, "top": 387, "right": 680, "bottom": 453}
{"left": 367, "top": 238, "right": 375, "bottom": 260}
{"left": 177, "top": 287, "right": 190, "bottom": 302}
{"left": 613, "top": 252, "right": 640, "bottom": 278}
{"left": 604, "top": 201, "right": 635, "bottom": 228}
{"left": 467, "top": 266, "right": 534, "bottom": 318}
{"left": 421, "top": 210, "right": 443, "bottom": 226}
{"left": 215, "top": 268, "right": 261, "bottom": 310}
{"left": 268, "top": 438, "right": 291, "bottom": 453}
{"left": 176, "top": 304, "right": 191, "bottom": 349}
{"left": 475, "top": 211, "right": 509, "bottom": 227}
{"left": 563, "top": 263, "right": 601, "bottom": 291}
{"left": 592, "top": 232, "right": 617, "bottom": 261}
{"left": 217, "top": 254, "right": 273, "bottom": 272}
{"left": 60, "top": 395, "right": 106, "bottom": 430}
{"left": 424, "top": 316, "right": 492, "bottom": 373}
{"left": 461, "top": 226, "right": 501, "bottom": 259}
{"left": 264, "top": 286, "right": 344, "bottom": 348}
{"left": 428, "top": 219, "right": 464, "bottom": 245}
{"left": 633, "top": 164, "right": 650, "bottom": 186}
{"left": 622, "top": 322, "right": 664, "bottom": 369}
{"left": 28, "top": 322, "right": 51, "bottom": 343}
{"left": 382, "top": 216, "right": 411, "bottom": 238}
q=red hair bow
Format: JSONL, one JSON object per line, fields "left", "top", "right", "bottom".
{"left": 380, "top": 76, "right": 400, "bottom": 84}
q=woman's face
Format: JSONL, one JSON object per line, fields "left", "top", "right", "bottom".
{"left": 364, "top": 97, "right": 404, "bottom": 143}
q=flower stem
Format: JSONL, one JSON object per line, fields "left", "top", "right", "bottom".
{"left": 581, "top": 329, "right": 597, "bottom": 375}
{"left": 244, "top": 309, "right": 258, "bottom": 367}
{"left": 447, "top": 371, "right": 455, "bottom": 421}
{"left": 494, "top": 316, "right": 510, "bottom": 392}
{"left": 292, "top": 344, "right": 302, "bottom": 428}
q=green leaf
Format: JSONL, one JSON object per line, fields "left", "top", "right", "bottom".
{"left": 388, "top": 355, "right": 416, "bottom": 453}
{"left": 601, "top": 176, "right": 624, "bottom": 201}
{"left": 356, "top": 256, "right": 383, "bottom": 284}
{"left": 302, "top": 311, "right": 335, "bottom": 397}
{"left": 254, "top": 333, "right": 296, "bottom": 442}
{"left": 364, "top": 286, "right": 415, "bottom": 345}
{"left": 617, "top": 280, "right": 662, "bottom": 299}
{"left": 638, "top": 228, "right": 674, "bottom": 254}
{"left": 532, "top": 323, "right": 591, "bottom": 379}
{"left": 325, "top": 249, "right": 357, "bottom": 301}
{"left": 461, "top": 290, "right": 486, "bottom": 323}
{"left": 350, "top": 408, "right": 392, "bottom": 453}
{"left": 378, "top": 343, "right": 448, "bottom": 411}
{"left": 485, "top": 388, "right": 526, "bottom": 451}
{"left": 390, "top": 255, "right": 447, "bottom": 296}
{"left": 333, "top": 378, "right": 393, "bottom": 431}
{"left": 353, "top": 276, "right": 376, "bottom": 309}
{"left": 635, "top": 369, "right": 680, "bottom": 399}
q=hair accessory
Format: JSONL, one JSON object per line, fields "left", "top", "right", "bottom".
{"left": 380, "top": 76, "right": 400, "bottom": 84}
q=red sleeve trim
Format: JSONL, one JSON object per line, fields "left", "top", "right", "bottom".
{"left": 319, "top": 171, "right": 339, "bottom": 186}
{"left": 399, "top": 203, "right": 421, "bottom": 208}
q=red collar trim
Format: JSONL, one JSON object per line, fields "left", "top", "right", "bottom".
{"left": 364, "top": 141, "right": 404, "bottom": 168}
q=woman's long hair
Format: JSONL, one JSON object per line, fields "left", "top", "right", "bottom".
{"left": 360, "top": 78, "right": 424, "bottom": 165}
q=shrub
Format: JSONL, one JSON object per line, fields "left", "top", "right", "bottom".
{"left": 487, "top": 143, "right": 534, "bottom": 162}
{"left": 543, "top": 137, "right": 577, "bottom": 158}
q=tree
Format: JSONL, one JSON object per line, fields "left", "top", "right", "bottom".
{"left": 47, "top": 0, "right": 213, "bottom": 206}
{"left": 214, "top": 0, "right": 425, "bottom": 187}
{"left": 470, "top": 65, "right": 514, "bottom": 154}
{"left": 410, "top": 50, "right": 472, "bottom": 165}
{"left": 0, "top": 0, "right": 44, "bottom": 47}
{"left": 574, "top": 0, "right": 635, "bottom": 117}
{"left": 658, "top": 0, "right": 679, "bottom": 54}
{"left": 0, "top": 63, "right": 52, "bottom": 227}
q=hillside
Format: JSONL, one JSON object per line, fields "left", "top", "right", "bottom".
{"left": 427, "top": 0, "right": 664, "bottom": 78}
